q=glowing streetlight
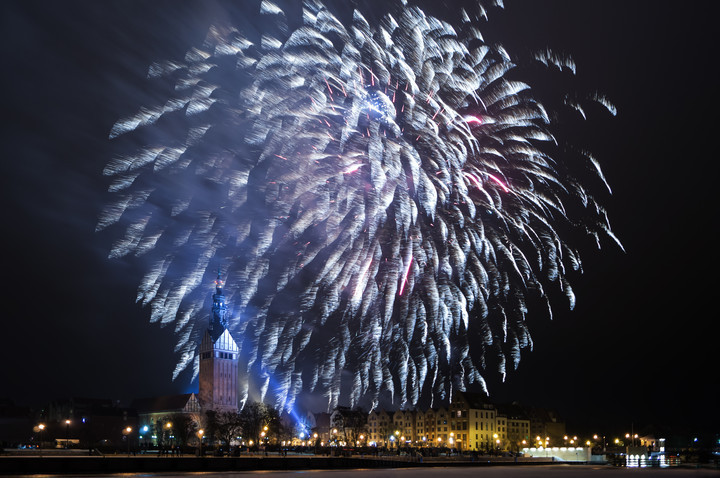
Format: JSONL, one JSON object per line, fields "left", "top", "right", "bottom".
{"left": 64, "top": 419, "right": 71, "bottom": 449}
{"left": 123, "top": 426, "right": 133, "bottom": 455}
{"left": 625, "top": 433, "right": 638, "bottom": 447}
{"left": 35, "top": 423, "right": 46, "bottom": 454}
{"left": 593, "top": 434, "right": 607, "bottom": 453}
{"left": 196, "top": 429, "right": 204, "bottom": 456}
{"left": 165, "top": 421, "right": 173, "bottom": 448}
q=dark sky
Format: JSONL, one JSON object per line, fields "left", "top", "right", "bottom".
{"left": 1, "top": 0, "right": 716, "bottom": 438}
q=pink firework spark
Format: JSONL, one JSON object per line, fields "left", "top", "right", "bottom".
{"left": 399, "top": 255, "right": 413, "bottom": 296}
{"left": 343, "top": 163, "right": 364, "bottom": 174}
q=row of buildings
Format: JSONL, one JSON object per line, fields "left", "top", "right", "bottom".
{"left": 8, "top": 391, "right": 563, "bottom": 453}
{"left": 310, "top": 393, "right": 565, "bottom": 452}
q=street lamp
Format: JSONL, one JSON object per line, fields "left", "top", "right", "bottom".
{"left": 197, "top": 429, "right": 204, "bottom": 456}
{"left": 65, "top": 419, "right": 71, "bottom": 449}
{"left": 123, "top": 427, "right": 133, "bottom": 456}
{"left": 34, "top": 423, "right": 46, "bottom": 454}
{"left": 593, "top": 434, "right": 606, "bottom": 453}
{"left": 165, "top": 421, "right": 173, "bottom": 449}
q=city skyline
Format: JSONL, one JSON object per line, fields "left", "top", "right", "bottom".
{"left": 1, "top": 0, "right": 716, "bottom": 437}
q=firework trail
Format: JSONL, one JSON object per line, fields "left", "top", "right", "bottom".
{"left": 101, "top": 0, "right": 620, "bottom": 412}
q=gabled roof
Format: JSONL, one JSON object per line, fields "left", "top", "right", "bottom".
{"left": 201, "top": 327, "right": 239, "bottom": 351}
{"left": 130, "top": 393, "right": 196, "bottom": 413}
{"left": 209, "top": 325, "right": 226, "bottom": 342}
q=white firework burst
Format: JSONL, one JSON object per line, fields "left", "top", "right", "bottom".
{"left": 101, "top": 0, "right": 620, "bottom": 412}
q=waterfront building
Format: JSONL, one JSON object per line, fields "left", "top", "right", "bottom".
{"left": 496, "top": 402, "right": 531, "bottom": 451}
{"left": 367, "top": 408, "right": 393, "bottom": 446}
{"left": 392, "top": 409, "right": 416, "bottom": 445}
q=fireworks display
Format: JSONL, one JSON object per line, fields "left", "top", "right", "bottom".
{"left": 101, "top": 0, "right": 620, "bottom": 412}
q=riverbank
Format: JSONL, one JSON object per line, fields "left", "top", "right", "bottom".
{"left": 0, "top": 454, "right": 556, "bottom": 475}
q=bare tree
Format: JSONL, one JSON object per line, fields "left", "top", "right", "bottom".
{"left": 343, "top": 408, "right": 367, "bottom": 446}
{"left": 238, "top": 402, "right": 268, "bottom": 444}
{"left": 238, "top": 402, "right": 282, "bottom": 445}
{"left": 165, "top": 412, "right": 198, "bottom": 446}
{"left": 332, "top": 407, "right": 367, "bottom": 445}
{"left": 213, "top": 411, "right": 243, "bottom": 447}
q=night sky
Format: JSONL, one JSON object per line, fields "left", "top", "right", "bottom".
{"left": 1, "top": 0, "right": 716, "bottom": 438}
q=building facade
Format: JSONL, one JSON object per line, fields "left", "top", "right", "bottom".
{"left": 367, "top": 409, "right": 393, "bottom": 446}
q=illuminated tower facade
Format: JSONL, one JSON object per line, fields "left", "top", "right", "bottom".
{"left": 198, "top": 272, "right": 239, "bottom": 412}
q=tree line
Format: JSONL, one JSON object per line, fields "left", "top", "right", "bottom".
{"left": 153, "top": 402, "right": 288, "bottom": 448}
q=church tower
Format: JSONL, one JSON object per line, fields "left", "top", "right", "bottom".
{"left": 198, "top": 271, "right": 239, "bottom": 412}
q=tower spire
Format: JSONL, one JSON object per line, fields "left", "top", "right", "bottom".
{"left": 215, "top": 268, "right": 223, "bottom": 294}
{"left": 210, "top": 268, "right": 228, "bottom": 335}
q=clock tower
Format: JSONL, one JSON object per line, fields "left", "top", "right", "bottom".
{"left": 198, "top": 271, "right": 239, "bottom": 412}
